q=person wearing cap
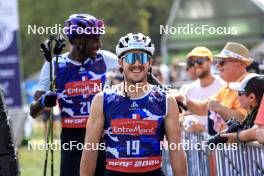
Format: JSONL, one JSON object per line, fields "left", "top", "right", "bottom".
{"left": 179, "top": 47, "right": 226, "bottom": 133}
{"left": 220, "top": 74, "right": 264, "bottom": 142}
{"left": 255, "top": 95, "right": 264, "bottom": 143}
{"left": 176, "top": 42, "right": 253, "bottom": 134}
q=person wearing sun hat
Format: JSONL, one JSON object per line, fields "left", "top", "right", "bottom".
{"left": 214, "top": 42, "right": 253, "bottom": 66}
{"left": 175, "top": 42, "right": 254, "bottom": 134}
{"left": 220, "top": 73, "right": 264, "bottom": 142}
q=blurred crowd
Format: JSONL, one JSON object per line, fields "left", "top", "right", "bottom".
{"left": 106, "top": 42, "right": 264, "bottom": 145}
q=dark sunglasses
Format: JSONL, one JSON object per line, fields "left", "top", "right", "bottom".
{"left": 153, "top": 73, "right": 161, "bottom": 77}
{"left": 238, "top": 91, "right": 249, "bottom": 96}
{"left": 213, "top": 59, "right": 238, "bottom": 66}
{"left": 187, "top": 57, "right": 209, "bottom": 67}
{"left": 122, "top": 53, "right": 151, "bottom": 64}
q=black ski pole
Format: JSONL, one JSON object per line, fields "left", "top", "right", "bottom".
{"left": 49, "top": 34, "right": 65, "bottom": 176}
{"left": 40, "top": 36, "right": 53, "bottom": 176}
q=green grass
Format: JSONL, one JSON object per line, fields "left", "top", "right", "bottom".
{"left": 18, "top": 121, "right": 61, "bottom": 176}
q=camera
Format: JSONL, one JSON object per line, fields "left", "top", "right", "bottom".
{"left": 205, "top": 119, "right": 243, "bottom": 145}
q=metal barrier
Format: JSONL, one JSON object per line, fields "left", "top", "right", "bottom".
{"left": 162, "top": 131, "right": 264, "bottom": 176}
{"left": 215, "top": 141, "right": 264, "bottom": 176}
{"left": 183, "top": 131, "right": 211, "bottom": 176}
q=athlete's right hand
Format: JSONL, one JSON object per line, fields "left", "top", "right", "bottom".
{"left": 39, "top": 91, "right": 57, "bottom": 108}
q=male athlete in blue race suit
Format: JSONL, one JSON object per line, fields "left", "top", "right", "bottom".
{"left": 30, "top": 14, "right": 119, "bottom": 176}
{"left": 80, "top": 33, "right": 187, "bottom": 176}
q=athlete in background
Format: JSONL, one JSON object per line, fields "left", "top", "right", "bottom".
{"left": 80, "top": 33, "right": 187, "bottom": 176}
{"left": 30, "top": 14, "right": 119, "bottom": 176}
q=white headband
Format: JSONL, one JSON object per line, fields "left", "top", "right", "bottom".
{"left": 222, "top": 50, "right": 247, "bottom": 61}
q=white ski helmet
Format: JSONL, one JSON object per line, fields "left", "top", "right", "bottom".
{"left": 116, "top": 33, "right": 155, "bottom": 57}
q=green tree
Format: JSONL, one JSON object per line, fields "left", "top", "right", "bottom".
{"left": 19, "top": 0, "right": 172, "bottom": 78}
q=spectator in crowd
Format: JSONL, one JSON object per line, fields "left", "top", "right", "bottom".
{"left": 169, "top": 63, "right": 180, "bottom": 83}
{"left": 160, "top": 63, "right": 170, "bottom": 84}
{"left": 151, "top": 65, "right": 165, "bottom": 83}
{"left": 246, "top": 61, "right": 260, "bottom": 74}
{"left": 220, "top": 74, "right": 264, "bottom": 142}
{"left": 176, "top": 42, "right": 253, "bottom": 134}
{"left": 180, "top": 47, "right": 226, "bottom": 133}
{"left": 255, "top": 95, "right": 264, "bottom": 143}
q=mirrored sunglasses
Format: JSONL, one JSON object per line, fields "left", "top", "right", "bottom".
{"left": 122, "top": 53, "right": 151, "bottom": 64}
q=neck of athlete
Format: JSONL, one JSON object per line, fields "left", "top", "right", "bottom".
{"left": 68, "top": 46, "right": 88, "bottom": 63}
{"left": 121, "top": 79, "right": 151, "bottom": 99}
{"left": 200, "top": 72, "right": 215, "bottom": 87}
